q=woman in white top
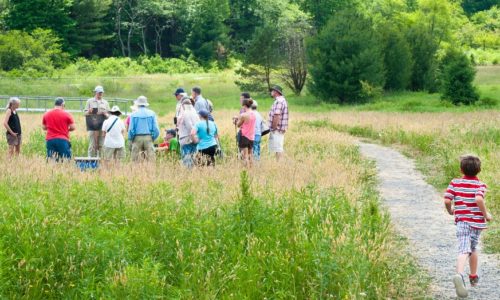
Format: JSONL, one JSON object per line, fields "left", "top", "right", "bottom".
{"left": 102, "top": 106, "right": 126, "bottom": 162}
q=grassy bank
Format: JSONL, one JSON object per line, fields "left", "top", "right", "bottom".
{"left": 305, "top": 110, "right": 500, "bottom": 253}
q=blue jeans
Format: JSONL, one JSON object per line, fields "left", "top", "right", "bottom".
{"left": 181, "top": 143, "right": 197, "bottom": 168}
{"left": 47, "top": 138, "right": 72, "bottom": 161}
{"left": 253, "top": 135, "right": 261, "bottom": 160}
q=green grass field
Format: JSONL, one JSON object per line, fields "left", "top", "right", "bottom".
{"left": 1, "top": 66, "right": 498, "bottom": 115}
{"left": 0, "top": 66, "right": 498, "bottom": 298}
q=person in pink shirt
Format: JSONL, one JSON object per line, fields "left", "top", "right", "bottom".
{"left": 236, "top": 98, "right": 256, "bottom": 167}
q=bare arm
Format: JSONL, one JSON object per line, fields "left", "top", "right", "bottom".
{"left": 476, "top": 196, "right": 492, "bottom": 221}
{"left": 444, "top": 198, "right": 453, "bottom": 215}
{"left": 69, "top": 124, "right": 76, "bottom": 132}
{"left": 3, "top": 109, "right": 15, "bottom": 135}
{"left": 237, "top": 113, "right": 248, "bottom": 128}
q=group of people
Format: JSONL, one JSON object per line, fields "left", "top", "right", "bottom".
{"left": 3, "top": 84, "right": 289, "bottom": 167}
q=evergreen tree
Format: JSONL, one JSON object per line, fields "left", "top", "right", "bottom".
{"left": 440, "top": 50, "right": 479, "bottom": 105}
{"left": 5, "top": 0, "right": 75, "bottom": 52}
{"left": 406, "top": 24, "right": 439, "bottom": 91}
{"left": 381, "top": 24, "right": 413, "bottom": 90}
{"left": 185, "top": 0, "right": 230, "bottom": 67}
{"left": 307, "top": 9, "right": 385, "bottom": 103}
{"left": 69, "top": 0, "right": 113, "bottom": 57}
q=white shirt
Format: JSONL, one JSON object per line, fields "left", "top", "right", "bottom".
{"left": 102, "top": 115, "right": 125, "bottom": 148}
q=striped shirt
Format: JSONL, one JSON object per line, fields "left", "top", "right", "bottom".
{"left": 444, "top": 176, "right": 488, "bottom": 229}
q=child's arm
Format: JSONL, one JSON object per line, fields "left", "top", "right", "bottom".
{"left": 476, "top": 195, "right": 492, "bottom": 221}
{"left": 444, "top": 198, "right": 454, "bottom": 215}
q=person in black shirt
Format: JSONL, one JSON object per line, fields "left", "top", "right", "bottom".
{"left": 3, "top": 97, "right": 22, "bottom": 156}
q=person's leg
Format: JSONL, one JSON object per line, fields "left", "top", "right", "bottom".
{"left": 469, "top": 251, "right": 478, "bottom": 275}
{"left": 145, "top": 136, "right": 156, "bottom": 161}
{"left": 469, "top": 228, "right": 481, "bottom": 282}
{"left": 453, "top": 222, "right": 470, "bottom": 297}
{"left": 15, "top": 134, "right": 21, "bottom": 155}
{"left": 248, "top": 144, "right": 253, "bottom": 168}
{"left": 97, "top": 131, "right": 105, "bottom": 157}
{"left": 253, "top": 136, "right": 261, "bottom": 160}
{"left": 131, "top": 139, "right": 140, "bottom": 162}
{"left": 117, "top": 147, "right": 126, "bottom": 161}
{"left": 103, "top": 147, "right": 113, "bottom": 162}
{"left": 88, "top": 131, "right": 96, "bottom": 157}
{"left": 60, "top": 139, "right": 72, "bottom": 161}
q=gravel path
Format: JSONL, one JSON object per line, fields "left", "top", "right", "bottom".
{"left": 358, "top": 142, "right": 500, "bottom": 300}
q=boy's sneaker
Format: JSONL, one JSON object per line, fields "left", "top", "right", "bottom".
{"left": 452, "top": 273, "right": 468, "bottom": 298}
{"left": 469, "top": 274, "right": 479, "bottom": 287}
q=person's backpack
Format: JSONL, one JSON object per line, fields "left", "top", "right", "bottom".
{"left": 207, "top": 99, "right": 214, "bottom": 113}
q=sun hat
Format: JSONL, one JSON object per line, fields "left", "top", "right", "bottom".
{"left": 55, "top": 97, "right": 65, "bottom": 106}
{"left": 109, "top": 105, "right": 122, "bottom": 115}
{"left": 198, "top": 109, "right": 210, "bottom": 118}
{"left": 270, "top": 85, "right": 284, "bottom": 95}
{"left": 94, "top": 85, "right": 104, "bottom": 93}
{"left": 174, "top": 88, "right": 185, "bottom": 96}
{"left": 134, "top": 95, "right": 149, "bottom": 106}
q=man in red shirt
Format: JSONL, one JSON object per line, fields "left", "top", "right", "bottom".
{"left": 42, "top": 98, "right": 76, "bottom": 161}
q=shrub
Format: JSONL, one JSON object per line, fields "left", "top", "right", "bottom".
{"left": 307, "top": 9, "right": 385, "bottom": 104}
{"left": 138, "top": 55, "right": 201, "bottom": 74}
{"left": 440, "top": 49, "right": 480, "bottom": 105}
{"left": 381, "top": 25, "right": 413, "bottom": 90}
{"left": 93, "top": 57, "right": 145, "bottom": 77}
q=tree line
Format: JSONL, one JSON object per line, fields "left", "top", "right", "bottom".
{"left": 0, "top": 0, "right": 498, "bottom": 104}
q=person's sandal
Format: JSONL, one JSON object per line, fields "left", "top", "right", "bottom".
{"left": 469, "top": 274, "right": 479, "bottom": 287}
{"left": 452, "top": 273, "right": 468, "bottom": 298}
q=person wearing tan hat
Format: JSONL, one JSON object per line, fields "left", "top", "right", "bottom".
{"left": 102, "top": 105, "right": 126, "bottom": 162}
{"left": 128, "top": 96, "right": 160, "bottom": 162}
{"left": 268, "top": 85, "right": 289, "bottom": 160}
{"left": 85, "top": 85, "right": 110, "bottom": 157}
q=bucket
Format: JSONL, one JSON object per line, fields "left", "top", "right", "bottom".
{"left": 75, "top": 157, "right": 100, "bottom": 171}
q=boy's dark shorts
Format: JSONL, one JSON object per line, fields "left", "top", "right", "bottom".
{"left": 239, "top": 136, "right": 254, "bottom": 149}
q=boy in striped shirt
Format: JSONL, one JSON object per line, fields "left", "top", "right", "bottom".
{"left": 444, "top": 155, "right": 492, "bottom": 298}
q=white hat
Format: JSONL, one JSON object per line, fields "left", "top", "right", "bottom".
{"left": 94, "top": 85, "right": 104, "bottom": 93}
{"left": 134, "top": 95, "right": 149, "bottom": 106}
{"left": 109, "top": 105, "right": 122, "bottom": 114}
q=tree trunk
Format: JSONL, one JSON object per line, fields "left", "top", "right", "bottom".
{"left": 117, "top": 7, "right": 126, "bottom": 57}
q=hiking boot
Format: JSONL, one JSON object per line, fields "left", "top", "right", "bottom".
{"left": 469, "top": 274, "right": 479, "bottom": 287}
{"left": 452, "top": 273, "right": 468, "bottom": 298}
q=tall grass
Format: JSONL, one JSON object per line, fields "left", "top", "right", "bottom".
{"left": 0, "top": 111, "right": 428, "bottom": 298}
{"left": 306, "top": 110, "right": 500, "bottom": 253}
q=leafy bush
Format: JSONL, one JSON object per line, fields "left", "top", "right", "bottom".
{"left": 440, "top": 49, "right": 480, "bottom": 105}
{"left": 0, "top": 29, "right": 67, "bottom": 77}
{"left": 93, "top": 57, "right": 145, "bottom": 76}
{"left": 138, "top": 55, "right": 201, "bottom": 74}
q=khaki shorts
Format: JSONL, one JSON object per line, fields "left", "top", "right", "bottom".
{"left": 6, "top": 133, "right": 22, "bottom": 146}
{"left": 103, "top": 147, "right": 126, "bottom": 161}
{"left": 269, "top": 131, "right": 285, "bottom": 153}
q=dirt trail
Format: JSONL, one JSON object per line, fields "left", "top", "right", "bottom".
{"left": 358, "top": 142, "right": 500, "bottom": 300}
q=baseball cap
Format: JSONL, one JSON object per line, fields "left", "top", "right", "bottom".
{"left": 55, "top": 97, "right": 65, "bottom": 106}
{"left": 166, "top": 129, "right": 177, "bottom": 136}
{"left": 94, "top": 86, "right": 104, "bottom": 93}
{"left": 198, "top": 109, "right": 210, "bottom": 118}
{"left": 174, "top": 88, "right": 185, "bottom": 96}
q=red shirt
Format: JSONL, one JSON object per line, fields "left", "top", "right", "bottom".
{"left": 444, "top": 176, "right": 488, "bottom": 229}
{"left": 42, "top": 108, "right": 75, "bottom": 141}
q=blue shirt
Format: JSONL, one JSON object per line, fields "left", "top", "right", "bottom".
{"left": 128, "top": 107, "right": 160, "bottom": 141}
{"left": 194, "top": 95, "right": 214, "bottom": 121}
{"left": 194, "top": 120, "right": 218, "bottom": 150}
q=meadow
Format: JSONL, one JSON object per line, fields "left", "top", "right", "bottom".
{"left": 0, "top": 66, "right": 498, "bottom": 298}
{"left": 0, "top": 112, "right": 429, "bottom": 298}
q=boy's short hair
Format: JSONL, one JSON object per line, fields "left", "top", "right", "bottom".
{"left": 460, "top": 154, "right": 481, "bottom": 176}
{"left": 166, "top": 129, "right": 176, "bottom": 137}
